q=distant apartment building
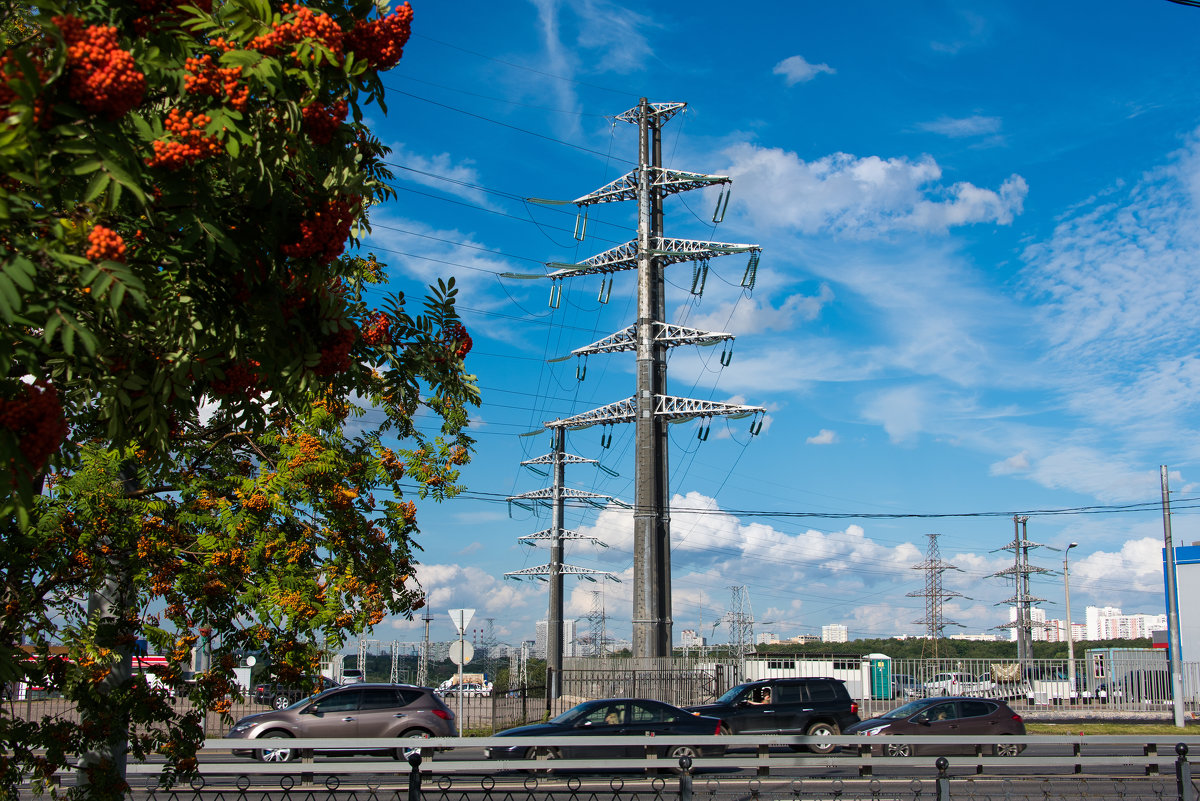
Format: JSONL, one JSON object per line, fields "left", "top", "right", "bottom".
{"left": 821, "top": 624, "right": 848, "bottom": 643}
{"left": 680, "top": 629, "right": 707, "bottom": 648}
{"left": 949, "top": 633, "right": 1000, "bottom": 642}
{"left": 756, "top": 632, "right": 779, "bottom": 645}
{"left": 788, "top": 634, "right": 821, "bottom": 644}
{"left": 1085, "top": 606, "right": 1166, "bottom": 640}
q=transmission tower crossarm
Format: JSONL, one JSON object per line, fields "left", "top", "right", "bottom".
{"left": 613, "top": 101, "right": 686, "bottom": 123}
{"left": 545, "top": 237, "right": 761, "bottom": 279}
{"left": 505, "top": 563, "right": 619, "bottom": 580}
{"left": 553, "top": 323, "right": 735, "bottom": 361}
{"left": 507, "top": 487, "right": 616, "bottom": 503}
{"left": 521, "top": 452, "right": 598, "bottom": 466}
{"left": 534, "top": 168, "right": 732, "bottom": 207}
{"left": 519, "top": 528, "right": 607, "bottom": 545}
{"left": 546, "top": 396, "right": 764, "bottom": 431}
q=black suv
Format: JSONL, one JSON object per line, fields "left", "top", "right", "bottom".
{"left": 685, "top": 677, "right": 859, "bottom": 754}
{"left": 253, "top": 676, "right": 339, "bottom": 709}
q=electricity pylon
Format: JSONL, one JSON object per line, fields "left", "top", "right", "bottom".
{"left": 505, "top": 427, "right": 618, "bottom": 699}
{"left": 908, "top": 533, "right": 967, "bottom": 660}
{"left": 509, "top": 99, "right": 766, "bottom": 659}
{"left": 991, "top": 515, "right": 1051, "bottom": 665}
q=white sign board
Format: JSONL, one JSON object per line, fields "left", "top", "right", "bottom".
{"left": 448, "top": 640, "right": 474, "bottom": 666}
{"left": 448, "top": 608, "right": 475, "bottom": 635}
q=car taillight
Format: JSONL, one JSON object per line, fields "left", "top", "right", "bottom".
{"left": 432, "top": 709, "right": 451, "bottom": 720}
{"left": 1011, "top": 713, "right": 1022, "bottom": 722}
{"left": 850, "top": 702, "right": 858, "bottom": 716}
{"left": 714, "top": 722, "right": 722, "bottom": 736}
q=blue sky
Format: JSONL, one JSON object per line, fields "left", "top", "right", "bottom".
{"left": 354, "top": 0, "right": 1200, "bottom": 650}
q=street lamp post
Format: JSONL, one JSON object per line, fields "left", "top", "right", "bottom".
{"left": 1063, "top": 542, "right": 1078, "bottom": 702}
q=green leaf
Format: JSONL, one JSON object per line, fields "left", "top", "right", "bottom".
{"left": 71, "top": 159, "right": 104, "bottom": 175}
{"left": 219, "top": 49, "right": 263, "bottom": 68}
{"left": 83, "top": 171, "right": 110, "bottom": 204}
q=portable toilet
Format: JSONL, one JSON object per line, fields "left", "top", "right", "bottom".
{"left": 865, "top": 653, "right": 892, "bottom": 700}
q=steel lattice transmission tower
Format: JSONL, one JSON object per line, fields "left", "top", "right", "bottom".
{"left": 722, "top": 585, "right": 756, "bottom": 681}
{"left": 990, "top": 515, "right": 1051, "bottom": 665}
{"left": 585, "top": 589, "right": 609, "bottom": 657}
{"left": 504, "top": 427, "right": 619, "bottom": 698}
{"left": 908, "top": 534, "right": 967, "bottom": 660}
{"left": 508, "top": 99, "right": 766, "bottom": 659}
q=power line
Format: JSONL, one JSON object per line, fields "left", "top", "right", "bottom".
{"left": 385, "top": 87, "right": 637, "bottom": 164}
{"left": 406, "top": 34, "right": 641, "bottom": 99}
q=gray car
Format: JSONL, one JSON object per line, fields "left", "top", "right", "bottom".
{"left": 225, "top": 683, "right": 457, "bottom": 762}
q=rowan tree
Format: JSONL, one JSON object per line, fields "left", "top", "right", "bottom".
{"left": 0, "top": 0, "right": 481, "bottom": 794}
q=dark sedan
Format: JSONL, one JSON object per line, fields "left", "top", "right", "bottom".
{"left": 484, "top": 698, "right": 724, "bottom": 766}
{"left": 845, "top": 696, "right": 1025, "bottom": 756}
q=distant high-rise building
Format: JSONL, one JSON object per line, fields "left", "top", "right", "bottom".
{"left": 680, "top": 629, "right": 706, "bottom": 648}
{"left": 756, "top": 632, "right": 778, "bottom": 645}
{"left": 821, "top": 624, "right": 848, "bottom": 643}
{"left": 536, "top": 619, "right": 580, "bottom": 658}
{"left": 1009, "top": 607, "right": 1048, "bottom": 641}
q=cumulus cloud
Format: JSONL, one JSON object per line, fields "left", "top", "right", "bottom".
{"left": 684, "top": 285, "right": 834, "bottom": 335}
{"left": 773, "top": 55, "right": 835, "bottom": 86}
{"left": 723, "top": 142, "right": 1027, "bottom": 235}
{"left": 807, "top": 429, "right": 838, "bottom": 445}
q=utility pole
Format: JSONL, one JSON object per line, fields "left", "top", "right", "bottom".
{"left": 510, "top": 99, "right": 765, "bottom": 661}
{"left": 418, "top": 609, "right": 432, "bottom": 687}
{"left": 908, "top": 533, "right": 967, "bottom": 661}
{"left": 505, "top": 428, "right": 616, "bottom": 699}
{"left": 1161, "top": 466, "right": 1186, "bottom": 728}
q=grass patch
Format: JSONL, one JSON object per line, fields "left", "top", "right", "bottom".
{"left": 1027, "top": 722, "right": 1196, "bottom": 735}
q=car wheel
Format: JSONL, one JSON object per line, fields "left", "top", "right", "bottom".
{"left": 805, "top": 722, "right": 839, "bottom": 755}
{"left": 257, "top": 731, "right": 295, "bottom": 763}
{"left": 884, "top": 742, "right": 914, "bottom": 758}
{"left": 664, "top": 744, "right": 698, "bottom": 774}
{"left": 718, "top": 723, "right": 732, "bottom": 736}
{"left": 993, "top": 741, "right": 1022, "bottom": 757}
{"left": 271, "top": 694, "right": 292, "bottom": 710}
{"left": 393, "top": 728, "right": 433, "bottom": 760}
{"left": 527, "top": 746, "right": 560, "bottom": 774}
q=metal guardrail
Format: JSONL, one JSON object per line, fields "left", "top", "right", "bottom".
{"left": 90, "top": 735, "right": 1200, "bottom": 801}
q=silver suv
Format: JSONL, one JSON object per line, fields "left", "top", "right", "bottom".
{"left": 225, "top": 683, "right": 457, "bottom": 762}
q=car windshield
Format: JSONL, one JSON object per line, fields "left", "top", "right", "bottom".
{"left": 714, "top": 685, "right": 753, "bottom": 704}
{"left": 879, "top": 700, "right": 932, "bottom": 720}
{"left": 549, "top": 703, "right": 596, "bottom": 725}
{"left": 287, "top": 686, "right": 341, "bottom": 710}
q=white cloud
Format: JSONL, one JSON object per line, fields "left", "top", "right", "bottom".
{"left": 773, "top": 55, "right": 835, "bottom": 86}
{"left": 385, "top": 144, "right": 488, "bottom": 206}
{"left": 807, "top": 429, "right": 837, "bottom": 445}
{"left": 919, "top": 115, "right": 1002, "bottom": 138}
{"left": 723, "top": 142, "right": 1027, "bottom": 235}
{"left": 574, "top": 0, "right": 654, "bottom": 74}
{"left": 684, "top": 286, "right": 834, "bottom": 335}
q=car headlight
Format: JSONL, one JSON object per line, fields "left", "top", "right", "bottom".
{"left": 228, "top": 722, "right": 257, "bottom": 735}
{"left": 860, "top": 725, "right": 889, "bottom": 736}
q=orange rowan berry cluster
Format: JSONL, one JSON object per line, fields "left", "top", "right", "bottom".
{"left": 315, "top": 326, "right": 355, "bottom": 376}
{"left": 345, "top": 4, "right": 413, "bottom": 72}
{"left": 0, "top": 381, "right": 69, "bottom": 476}
{"left": 211, "top": 359, "right": 264, "bottom": 399}
{"left": 184, "top": 54, "right": 249, "bottom": 111}
{"left": 302, "top": 99, "right": 348, "bottom": 144}
{"left": 85, "top": 225, "right": 127, "bottom": 263}
{"left": 360, "top": 311, "right": 392, "bottom": 346}
{"left": 248, "top": 5, "right": 344, "bottom": 62}
{"left": 444, "top": 322, "right": 472, "bottom": 358}
{"left": 0, "top": 53, "right": 50, "bottom": 124}
{"left": 281, "top": 196, "right": 357, "bottom": 265}
{"left": 146, "top": 108, "right": 222, "bottom": 169}
{"left": 53, "top": 15, "right": 146, "bottom": 119}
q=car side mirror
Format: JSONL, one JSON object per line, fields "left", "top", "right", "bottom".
{"left": 576, "top": 720, "right": 592, "bottom": 728}
{"left": 914, "top": 714, "right": 929, "bottom": 725}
